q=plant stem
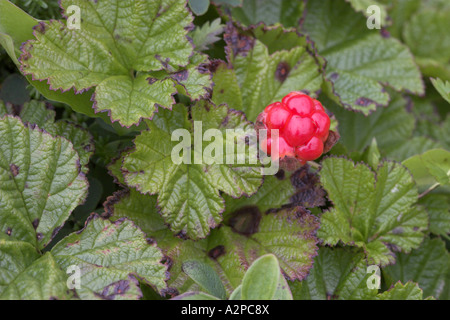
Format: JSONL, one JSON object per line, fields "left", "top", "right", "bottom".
{"left": 418, "top": 182, "right": 440, "bottom": 199}
{"left": 307, "top": 161, "right": 321, "bottom": 170}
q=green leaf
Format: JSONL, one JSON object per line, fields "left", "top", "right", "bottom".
{"left": 0, "top": 0, "right": 38, "bottom": 64}
{"left": 439, "top": 267, "right": 450, "bottom": 300}
{"left": 215, "top": 24, "right": 322, "bottom": 121}
{"left": 223, "top": 174, "right": 295, "bottom": 217}
{"left": 402, "top": 149, "right": 450, "bottom": 188}
{"left": 182, "top": 260, "right": 227, "bottom": 299}
{"left": 272, "top": 273, "right": 293, "bottom": 300}
{"left": 383, "top": 238, "right": 449, "bottom": 298}
{"left": 105, "top": 190, "right": 319, "bottom": 295}
{"left": 361, "top": 138, "right": 380, "bottom": 170}
{"left": 188, "top": 0, "right": 210, "bottom": 15}
{"left": 213, "top": 0, "right": 242, "bottom": 7}
{"left": 241, "top": 254, "right": 280, "bottom": 300}
{"left": 0, "top": 0, "right": 109, "bottom": 119}
{"left": 0, "top": 116, "right": 88, "bottom": 249}
{"left": 403, "top": 9, "right": 450, "bottom": 80}
{"left": 191, "top": 18, "right": 225, "bottom": 52}
{"left": 431, "top": 78, "right": 450, "bottom": 104}
{"left": 0, "top": 240, "right": 71, "bottom": 300}
{"left": 209, "top": 206, "right": 321, "bottom": 285}
{"left": 0, "top": 32, "right": 18, "bottom": 65}
{"left": 51, "top": 215, "right": 168, "bottom": 300}
{"left": 326, "top": 93, "right": 441, "bottom": 161}
{"left": 384, "top": 0, "right": 421, "bottom": 39}
{"left": 345, "top": 0, "right": 388, "bottom": 25}
{"left": 0, "top": 100, "right": 50, "bottom": 127}
{"left": 386, "top": 137, "right": 442, "bottom": 162}
{"left": 104, "top": 189, "right": 205, "bottom": 294}
{"left": 229, "top": 285, "right": 242, "bottom": 300}
{"left": 19, "top": 0, "right": 209, "bottom": 127}
{"left": 325, "top": 93, "right": 413, "bottom": 152}
{"left": 92, "top": 74, "right": 176, "bottom": 127}
{"left": 171, "top": 53, "right": 213, "bottom": 101}
{"left": 376, "top": 282, "right": 424, "bottom": 300}
{"left": 419, "top": 194, "right": 450, "bottom": 237}
{"left": 318, "top": 157, "right": 428, "bottom": 266}
{"left": 290, "top": 247, "right": 378, "bottom": 300}
{"left": 122, "top": 102, "right": 263, "bottom": 239}
{"left": 302, "top": 0, "right": 423, "bottom": 114}
{"left": 228, "top": 0, "right": 303, "bottom": 28}
{"left": 211, "top": 60, "right": 243, "bottom": 111}
{"left": 0, "top": 100, "right": 94, "bottom": 173}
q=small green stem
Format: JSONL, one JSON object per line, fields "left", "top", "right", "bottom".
{"left": 418, "top": 182, "right": 440, "bottom": 199}
{"left": 307, "top": 161, "right": 321, "bottom": 170}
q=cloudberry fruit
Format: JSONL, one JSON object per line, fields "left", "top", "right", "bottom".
{"left": 260, "top": 92, "right": 330, "bottom": 164}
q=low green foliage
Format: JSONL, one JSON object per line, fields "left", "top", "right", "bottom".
{"left": 0, "top": 0, "right": 448, "bottom": 300}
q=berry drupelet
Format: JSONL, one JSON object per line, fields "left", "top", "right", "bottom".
{"left": 259, "top": 92, "right": 331, "bottom": 164}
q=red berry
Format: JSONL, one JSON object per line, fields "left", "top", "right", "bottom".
{"left": 266, "top": 103, "right": 292, "bottom": 130}
{"left": 283, "top": 93, "right": 315, "bottom": 116}
{"left": 260, "top": 137, "right": 271, "bottom": 155}
{"left": 295, "top": 136, "right": 324, "bottom": 162}
{"left": 313, "top": 100, "right": 325, "bottom": 112}
{"left": 276, "top": 136, "right": 295, "bottom": 158}
{"left": 283, "top": 116, "right": 315, "bottom": 147}
{"left": 259, "top": 92, "right": 331, "bottom": 165}
{"left": 311, "top": 111, "right": 330, "bottom": 141}
{"left": 264, "top": 102, "right": 279, "bottom": 114}
{"left": 261, "top": 136, "right": 295, "bottom": 159}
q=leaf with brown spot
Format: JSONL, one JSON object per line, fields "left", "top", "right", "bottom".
{"left": 51, "top": 215, "right": 168, "bottom": 300}
{"left": 20, "top": 0, "right": 198, "bottom": 127}
{"left": 0, "top": 116, "right": 88, "bottom": 249}
{"left": 0, "top": 100, "right": 94, "bottom": 173}
{"left": 105, "top": 190, "right": 320, "bottom": 296}
{"left": 302, "top": 0, "right": 424, "bottom": 115}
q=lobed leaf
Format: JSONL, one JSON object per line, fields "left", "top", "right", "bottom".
{"left": 191, "top": 18, "right": 225, "bottom": 52}
{"left": 402, "top": 149, "right": 450, "bottom": 188}
{"left": 20, "top": 0, "right": 213, "bottom": 127}
{"left": 419, "top": 194, "right": 450, "bottom": 237}
{"left": 0, "top": 116, "right": 88, "bottom": 249}
{"left": 431, "top": 78, "right": 450, "bottom": 103}
{"left": 0, "top": 240, "right": 71, "bottom": 300}
{"left": 0, "top": 100, "right": 94, "bottom": 173}
{"left": 375, "top": 282, "right": 424, "bottom": 300}
{"left": 302, "top": 0, "right": 423, "bottom": 114}
{"left": 105, "top": 190, "right": 319, "bottom": 295}
{"left": 51, "top": 215, "right": 168, "bottom": 300}
{"left": 325, "top": 93, "right": 442, "bottom": 161}
{"left": 290, "top": 247, "right": 378, "bottom": 300}
{"left": 122, "top": 102, "right": 263, "bottom": 239}
{"left": 403, "top": 8, "right": 450, "bottom": 80}
{"left": 383, "top": 238, "right": 449, "bottom": 298}
{"left": 318, "top": 157, "right": 428, "bottom": 266}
